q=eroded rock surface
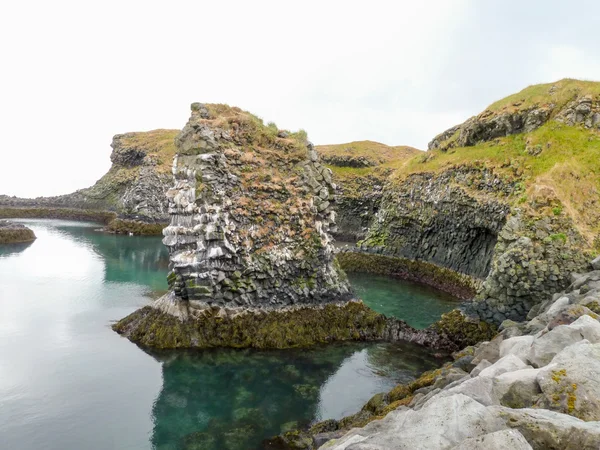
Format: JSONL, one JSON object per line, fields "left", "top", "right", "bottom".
{"left": 0, "top": 129, "right": 178, "bottom": 233}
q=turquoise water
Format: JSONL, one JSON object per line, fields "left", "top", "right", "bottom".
{"left": 0, "top": 220, "right": 456, "bottom": 450}
{"left": 350, "top": 272, "right": 459, "bottom": 329}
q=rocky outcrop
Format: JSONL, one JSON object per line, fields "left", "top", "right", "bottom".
{"left": 275, "top": 262, "right": 600, "bottom": 450}
{"left": 429, "top": 79, "right": 600, "bottom": 152}
{"left": 113, "top": 104, "right": 496, "bottom": 350}
{"left": 0, "top": 220, "right": 36, "bottom": 244}
{"left": 316, "top": 142, "right": 420, "bottom": 242}
{"left": 113, "top": 104, "right": 369, "bottom": 348}
{"left": 0, "top": 129, "right": 178, "bottom": 234}
{"left": 360, "top": 167, "right": 512, "bottom": 279}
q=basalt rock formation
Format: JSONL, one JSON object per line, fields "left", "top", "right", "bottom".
{"left": 0, "top": 220, "right": 36, "bottom": 244}
{"left": 0, "top": 129, "right": 178, "bottom": 234}
{"left": 340, "top": 79, "right": 599, "bottom": 325}
{"left": 113, "top": 104, "right": 493, "bottom": 350}
{"left": 315, "top": 141, "right": 420, "bottom": 241}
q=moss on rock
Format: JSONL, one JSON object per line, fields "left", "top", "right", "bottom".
{"left": 0, "top": 221, "right": 36, "bottom": 244}
{"left": 433, "top": 309, "right": 497, "bottom": 348}
{"left": 113, "top": 301, "right": 391, "bottom": 350}
{"left": 336, "top": 251, "right": 479, "bottom": 300}
{"left": 105, "top": 218, "right": 166, "bottom": 236}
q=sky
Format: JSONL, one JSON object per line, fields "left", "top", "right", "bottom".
{"left": 1, "top": 0, "right": 600, "bottom": 197}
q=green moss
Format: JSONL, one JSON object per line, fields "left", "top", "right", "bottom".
{"left": 113, "top": 301, "right": 390, "bottom": 350}
{"left": 548, "top": 233, "right": 567, "bottom": 243}
{"left": 335, "top": 252, "right": 478, "bottom": 300}
{"left": 0, "top": 227, "right": 36, "bottom": 244}
{"left": 584, "top": 301, "right": 600, "bottom": 315}
{"left": 105, "top": 218, "right": 166, "bottom": 236}
{"left": 433, "top": 310, "right": 497, "bottom": 348}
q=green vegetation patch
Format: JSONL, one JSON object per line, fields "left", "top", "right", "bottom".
{"left": 105, "top": 218, "right": 166, "bottom": 236}
{"left": 0, "top": 227, "right": 36, "bottom": 244}
{"left": 433, "top": 309, "right": 497, "bottom": 349}
{"left": 336, "top": 252, "right": 479, "bottom": 300}
{"left": 112, "top": 302, "right": 388, "bottom": 350}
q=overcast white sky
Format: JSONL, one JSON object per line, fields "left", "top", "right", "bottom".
{"left": 1, "top": 0, "right": 600, "bottom": 197}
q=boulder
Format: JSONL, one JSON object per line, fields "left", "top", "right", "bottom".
{"left": 536, "top": 341, "right": 600, "bottom": 420}
{"left": 450, "top": 429, "right": 533, "bottom": 450}
{"left": 491, "top": 405, "right": 600, "bottom": 450}
{"left": 493, "top": 368, "right": 542, "bottom": 408}
{"left": 478, "top": 354, "right": 530, "bottom": 379}
{"left": 527, "top": 315, "right": 600, "bottom": 367}
{"left": 321, "top": 394, "right": 506, "bottom": 450}
{"left": 499, "top": 335, "right": 534, "bottom": 361}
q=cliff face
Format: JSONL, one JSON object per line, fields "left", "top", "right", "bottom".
{"left": 316, "top": 141, "right": 420, "bottom": 241}
{"left": 0, "top": 129, "right": 178, "bottom": 231}
{"left": 344, "top": 79, "right": 599, "bottom": 324}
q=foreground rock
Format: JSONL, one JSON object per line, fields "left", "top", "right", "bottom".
{"left": 280, "top": 260, "right": 600, "bottom": 450}
{"left": 0, "top": 129, "right": 178, "bottom": 234}
{"left": 0, "top": 220, "right": 36, "bottom": 244}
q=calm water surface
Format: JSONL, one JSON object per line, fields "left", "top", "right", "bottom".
{"left": 0, "top": 220, "right": 457, "bottom": 450}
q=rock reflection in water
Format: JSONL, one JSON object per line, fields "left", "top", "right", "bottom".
{"left": 147, "top": 342, "right": 446, "bottom": 450}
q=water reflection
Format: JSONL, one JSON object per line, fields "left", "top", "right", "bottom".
{"left": 147, "top": 343, "right": 445, "bottom": 450}
{"left": 0, "top": 219, "right": 453, "bottom": 450}
{"left": 0, "top": 239, "right": 35, "bottom": 257}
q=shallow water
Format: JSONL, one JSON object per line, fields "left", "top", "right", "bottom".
{"left": 350, "top": 272, "right": 459, "bottom": 329}
{"left": 0, "top": 220, "right": 456, "bottom": 450}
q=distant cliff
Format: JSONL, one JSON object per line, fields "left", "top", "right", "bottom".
{"left": 0, "top": 129, "right": 178, "bottom": 233}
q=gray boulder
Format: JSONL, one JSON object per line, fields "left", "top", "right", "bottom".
{"left": 490, "top": 405, "right": 600, "bottom": 450}
{"left": 478, "top": 354, "right": 530, "bottom": 378}
{"left": 536, "top": 340, "right": 600, "bottom": 420}
{"left": 321, "top": 394, "right": 505, "bottom": 450}
{"left": 527, "top": 315, "right": 600, "bottom": 367}
{"left": 450, "top": 429, "right": 532, "bottom": 450}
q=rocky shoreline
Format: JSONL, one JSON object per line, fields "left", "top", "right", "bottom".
{"left": 267, "top": 260, "right": 600, "bottom": 449}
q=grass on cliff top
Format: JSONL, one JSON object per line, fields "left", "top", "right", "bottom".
{"left": 117, "top": 129, "right": 179, "bottom": 173}
{"left": 486, "top": 78, "right": 600, "bottom": 114}
{"left": 202, "top": 103, "right": 309, "bottom": 158}
{"left": 317, "top": 141, "right": 421, "bottom": 166}
{"left": 397, "top": 122, "right": 600, "bottom": 242}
